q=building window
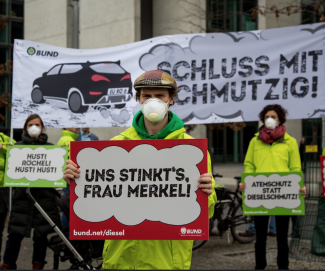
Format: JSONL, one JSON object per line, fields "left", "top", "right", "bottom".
{"left": 207, "top": 0, "right": 257, "bottom": 33}
{"left": 207, "top": 0, "right": 258, "bottom": 163}
{"left": 0, "top": 0, "right": 23, "bottom": 132}
{"left": 301, "top": 0, "right": 324, "bottom": 24}
{"left": 141, "top": 0, "right": 153, "bottom": 40}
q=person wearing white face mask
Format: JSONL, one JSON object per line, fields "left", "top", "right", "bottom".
{"left": 1, "top": 114, "right": 60, "bottom": 270}
{"left": 62, "top": 70, "right": 217, "bottom": 270}
{"left": 239, "top": 104, "right": 306, "bottom": 270}
{"left": 141, "top": 97, "right": 170, "bottom": 123}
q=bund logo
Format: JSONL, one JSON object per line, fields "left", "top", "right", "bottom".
{"left": 27, "top": 47, "right": 36, "bottom": 55}
{"left": 27, "top": 47, "right": 59, "bottom": 57}
{"left": 180, "top": 227, "right": 202, "bottom": 235}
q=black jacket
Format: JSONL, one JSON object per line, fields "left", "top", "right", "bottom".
{"left": 8, "top": 133, "right": 61, "bottom": 238}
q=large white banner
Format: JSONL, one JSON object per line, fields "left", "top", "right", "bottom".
{"left": 12, "top": 23, "right": 325, "bottom": 128}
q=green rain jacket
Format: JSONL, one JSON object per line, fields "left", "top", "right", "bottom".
{"left": 0, "top": 133, "right": 15, "bottom": 214}
{"left": 244, "top": 132, "right": 301, "bottom": 173}
{"left": 0, "top": 133, "right": 15, "bottom": 188}
{"left": 57, "top": 130, "right": 78, "bottom": 157}
{"left": 102, "top": 111, "right": 217, "bottom": 270}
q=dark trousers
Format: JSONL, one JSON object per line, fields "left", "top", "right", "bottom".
{"left": 291, "top": 216, "right": 297, "bottom": 234}
{"left": 0, "top": 212, "right": 7, "bottom": 261}
{"left": 254, "top": 215, "right": 290, "bottom": 270}
{"left": 3, "top": 233, "right": 48, "bottom": 270}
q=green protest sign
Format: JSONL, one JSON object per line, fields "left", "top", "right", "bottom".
{"left": 241, "top": 172, "right": 305, "bottom": 216}
{"left": 4, "top": 145, "right": 68, "bottom": 188}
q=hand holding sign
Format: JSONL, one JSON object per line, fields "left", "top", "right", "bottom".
{"left": 0, "top": 142, "right": 13, "bottom": 152}
{"left": 64, "top": 160, "right": 80, "bottom": 184}
{"left": 300, "top": 186, "right": 307, "bottom": 197}
{"left": 239, "top": 183, "right": 246, "bottom": 192}
{"left": 198, "top": 173, "right": 213, "bottom": 195}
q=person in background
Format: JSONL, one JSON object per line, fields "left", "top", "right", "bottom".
{"left": 57, "top": 128, "right": 78, "bottom": 232}
{"left": 57, "top": 128, "right": 79, "bottom": 157}
{"left": 239, "top": 104, "right": 306, "bottom": 270}
{"left": 57, "top": 128, "right": 78, "bottom": 197}
{"left": 299, "top": 136, "right": 305, "bottom": 172}
{"left": 62, "top": 70, "right": 217, "bottom": 270}
{"left": 77, "top": 128, "right": 99, "bottom": 141}
{"left": 1, "top": 114, "right": 60, "bottom": 270}
{"left": 0, "top": 133, "right": 15, "bottom": 263}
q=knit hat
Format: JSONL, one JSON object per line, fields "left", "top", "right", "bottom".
{"left": 134, "top": 70, "right": 177, "bottom": 92}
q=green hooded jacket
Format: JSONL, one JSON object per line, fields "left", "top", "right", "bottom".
{"left": 57, "top": 129, "right": 78, "bottom": 157}
{"left": 0, "top": 133, "right": 15, "bottom": 187}
{"left": 102, "top": 111, "right": 217, "bottom": 270}
{"left": 0, "top": 133, "right": 15, "bottom": 214}
{"left": 244, "top": 132, "right": 301, "bottom": 173}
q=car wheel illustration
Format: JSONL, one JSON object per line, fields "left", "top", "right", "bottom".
{"left": 114, "top": 103, "right": 126, "bottom": 109}
{"left": 31, "top": 88, "right": 45, "bottom": 104}
{"left": 68, "top": 92, "right": 89, "bottom": 113}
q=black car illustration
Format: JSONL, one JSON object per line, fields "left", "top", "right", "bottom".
{"left": 31, "top": 61, "right": 133, "bottom": 113}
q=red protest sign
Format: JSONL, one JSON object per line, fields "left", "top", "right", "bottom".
{"left": 69, "top": 139, "right": 209, "bottom": 240}
{"left": 320, "top": 155, "right": 325, "bottom": 198}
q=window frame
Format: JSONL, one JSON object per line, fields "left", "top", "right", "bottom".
{"left": 90, "top": 63, "right": 126, "bottom": 74}
{"left": 206, "top": 0, "right": 258, "bottom": 33}
{"left": 47, "top": 65, "right": 63, "bottom": 76}
{"left": 60, "top": 64, "right": 83, "bottom": 74}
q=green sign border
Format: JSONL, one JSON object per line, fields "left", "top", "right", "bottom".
{"left": 4, "top": 145, "right": 68, "bottom": 188}
{"left": 241, "top": 172, "right": 305, "bottom": 216}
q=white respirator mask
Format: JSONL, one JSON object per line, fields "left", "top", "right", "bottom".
{"left": 27, "top": 125, "right": 41, "bottom": 138}
{"left": 141, "top": 98, "right": 170, "bottom": 123}
{"left": 265, "top": 118, "right": 278, "bottom": 130}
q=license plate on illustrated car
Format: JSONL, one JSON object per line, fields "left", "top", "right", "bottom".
{"left": 108, "top": 88, "right": 129, "bottom": 95}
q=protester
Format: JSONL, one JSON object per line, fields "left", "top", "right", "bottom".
{"left": 239, "top": 104, "right": 306, "bottom": 270}
{"left": 57, "top": 127, "right": 78, "bottom": 196}
{"left": 0, "top": 133, "right": 15, "bottom": 263}
{"left": 77, "top": 128, "right": 99, "bottom": 141}
{"left": 1, "top": 114, "right": 60, "bottom": 270}
{"left": 57, "top": 128, "right": 79, "bottom": 158}
{"left": 57, "top": 128, "right": 78, "bottom": 232}
{"left": 63, "top": 70, "right": 217, "bottom": 270}
{"left": 299, "top": 136, "right": 305, "bottom": 171}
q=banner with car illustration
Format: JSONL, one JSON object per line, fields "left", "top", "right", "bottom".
{"left": 12, "top": 22, "right": 325, "bottom": 128}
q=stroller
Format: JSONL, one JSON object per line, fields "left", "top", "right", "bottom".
{"left": 26, "top": 188, "right": 104, "bottom": 270}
